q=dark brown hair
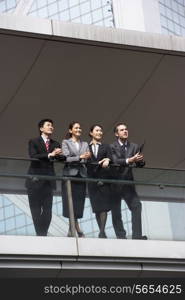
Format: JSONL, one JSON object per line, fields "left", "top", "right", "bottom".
{"left": 65, "top": 121, "right": 81, "bottom": 139}
{"left": 113, "top": 123, "right": 127, "bottom": 134}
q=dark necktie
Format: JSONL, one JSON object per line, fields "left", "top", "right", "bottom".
{"left": 121, "top": 143, "right": 127, "bottom": 157}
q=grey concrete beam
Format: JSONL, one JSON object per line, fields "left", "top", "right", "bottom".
{"left": 0, "top": 235, "right": 77, "bottom": 256}
{"left": 0, "top": 235, "right": 185, "bottom": 260}
{"left": 0, "top": 14, "right": 185, "bottom": 54}
{"left": 0, "top": 14, "right": 52, "bottom": 36}
{"left": 77, "top": 238, "right": 185, "bottom": 260}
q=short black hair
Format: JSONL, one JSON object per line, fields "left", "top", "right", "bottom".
{"left": 38, "top": 119, "right": 53, "bottom": 134}
{"left": 89, "top": 124, "right": 103, "bottom": 137}
{"left": 114, "top": 123, "right": 127, "bottom": 133}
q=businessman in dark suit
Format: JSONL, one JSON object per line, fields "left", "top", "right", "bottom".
{"left": 110, "top": 123, "right": 147, "bottom": 240}
{"left": 26, "top": 118, "right": 65, "bottom": 236}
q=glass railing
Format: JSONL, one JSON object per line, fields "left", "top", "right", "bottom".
{"left": 0, "top": 157, "right": 185, "bottom": 241}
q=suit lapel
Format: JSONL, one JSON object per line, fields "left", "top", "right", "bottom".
{"left": 115, "top": 141, "right": 123, "bottom": 157}
{"left": 97, "top": 144, "right": 103, "bottom": 160}
{"left": 78, "top": 140, "right": 83, "bottom": 153}
{"left": 39, "top": 136, "right": 47, "bottom": 153}
{"left": 89, "top": 144, "right": 95, "bottom": 159}
{"left": 69, "top": 138, "right": 80, "bottom": 154}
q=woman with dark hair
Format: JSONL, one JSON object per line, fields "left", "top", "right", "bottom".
{"left": 87, "top": 124, "right": 112, "bottom": 238}
{"left": 61, "top": 122, "right": 91, "bottom": 237}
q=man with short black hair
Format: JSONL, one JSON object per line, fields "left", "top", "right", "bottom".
{"left": 26, "top": 119, "right": 65, "bottom": 236}
{"left": 110, "top": 123, "right": 147, "bottom": 240}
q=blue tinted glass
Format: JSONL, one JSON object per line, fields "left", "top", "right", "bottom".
{"left": 58, "top": 0, "right": 68, "bottom": 10}
{"left": 5, "top": 218, "right": 15, "bottom": 231}
{"left": 16, "top": 227, "right": 26, "bottom": 235}
{"left": 5, "top": 205, "right": 14, "bottom": 218}
{"left": 80, "top": 1, "right": 90, "bottom": 14}
{"left": 26, "top": 225, "right": 35, "bottom": 235}
{"left": 60, "top": 10, "right": 70, "bottom": 20}
{"left": 0, "top": 197, "right": 3, "bottom": 208}
{"left": 0, "top": 209, "right": 4, "bottom": 220}
{"left": 92, "top": 9, "right": 103, "bottom": 22}
{"left": 91, "top": 0, "right": 101, "bottom": 10}
{"left": 48, "top": 2, "right": 58, "bottom": 15}
{"left": 15, "top": 214, "right": 26, "bottom": 227}
{"left": 70, "top": 6, "right": 80, "bottom": 18}
{"left": 51, "top": 13, "right": 60, "bottom": 20}
{"left": 37, "top": 0, "right": 47, "bottom": 9}
{"left": 0, "top": 2, "right": 6, "bottom": 12}
{"left": 38, "top": 7, "right": 48, "bottom": 18}
{"left": 26, "top": 215, "right": 33, "bottom": 225}
{"left": 14, "top": 206, "right": 22, "bottom": 215}
{"left": 69, "top": 0, "right": 79, "bottom": 6}
{"left": 6, "top": 0, "right": 16, "bottom": 9}
{"left": 0, "top": 221, "right": 5, "bottom": 233}
{"left": 29, "top": 1, "right": 37, "bottom": 12}
{"left": 4, "top": 197, "right": 11, "bottom": 206}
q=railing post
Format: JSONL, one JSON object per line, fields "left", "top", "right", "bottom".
{"left": 66, "top": 179, "right": 76, "bottom": 237}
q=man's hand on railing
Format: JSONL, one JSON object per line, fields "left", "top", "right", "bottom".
{"left": 48, "top": 148, "right": 62, "bottom": 158}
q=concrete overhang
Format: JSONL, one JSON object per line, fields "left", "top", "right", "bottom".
{"left": 0, "top": 15, "right": 185, "bottom": 169}
{"left": 0, "top": 235, "right": 185, "bottom": 277}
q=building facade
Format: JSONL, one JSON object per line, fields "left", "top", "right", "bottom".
{"left": 0, "top": 0, "right": 185, "bottom": 240}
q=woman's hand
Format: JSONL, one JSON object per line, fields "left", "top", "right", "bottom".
{"left": 98, "top": 158, "right": 110, "bottom": 168}
{"left": 80, "top": 151, "right": 91, "bottom": 159}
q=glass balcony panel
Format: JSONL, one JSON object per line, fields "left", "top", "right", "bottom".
{"left": 0, "top": 157, "right": 184, "bottom": 241}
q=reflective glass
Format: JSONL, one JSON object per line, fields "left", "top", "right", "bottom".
{"left": 5, "top": 217, "right": 15, "bottom": 231}
{"left": 80, "top": 1, "right": 90, "bottom": 14}
{"left": 0, "top": 157, "right": 184, "bottom": 241}
{"left": 70, "top": 6, "right": 80, "bottom": 18}
{"left": 4, "top": 205, "right": 14, "bottom": 218}
{"left": 69, "top": 0, "right": 79, "bottom": 6}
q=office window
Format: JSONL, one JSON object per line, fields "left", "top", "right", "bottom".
{"left": 70, "top": 5, "right": 80, "bottom": 19}
{"left": 69, "top": 0, "right": 79, "bottom": 6}
{"left": 159, "top": 0, "right": 185, "bottom": 36}
{"left": 27, "top": 0, "right": 114, "bottom": 28}
{"left": 0, "top": 0, "right": 18, "bottom": 13}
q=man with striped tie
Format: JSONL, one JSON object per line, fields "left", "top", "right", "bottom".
{"left": 26, "top": 119, "right": 66, "bottom": 236}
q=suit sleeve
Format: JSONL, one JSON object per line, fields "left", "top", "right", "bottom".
{"left": 53, "top": 141, "right": 66, "bottom": 161}
{"left": 28, "top": 139, "right": 48, "bottom": 160}
{"left": 61, "top": 140, "right": 80, "bottom": 162}
{"left": 105, "top": 144, "right": 113, "bottom": 161}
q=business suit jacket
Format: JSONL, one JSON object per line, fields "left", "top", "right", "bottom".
{"left": 26, "top": 136, "right": 65, "bottom": 190}
{"left": 87, "top": 143, "right": 113, "bottom": 213}
{"left": 87, "top": 143, "right": 112, "bottom": 178}
{"left": 110, "top": 140, "right": 145, "bottom": 180}
{"left": 62, "top": 138, "right": 89, "bottom": 177}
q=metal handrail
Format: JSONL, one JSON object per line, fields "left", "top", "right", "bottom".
{"left": 0, "top": 155, "right": 185, "bottom": 172}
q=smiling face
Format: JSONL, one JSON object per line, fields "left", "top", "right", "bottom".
{"left": 90, "top": 125, "right": 103, "bottom": 142}
{"left": 115, "top": 124, "right": 128, "bottom": 141}
{"left": 69, "top": 123, "right": 82, "bottom": 138}
{"left": 40, "top": 121, "right": 54, "bottom": 136}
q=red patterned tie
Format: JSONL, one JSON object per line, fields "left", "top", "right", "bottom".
{"left": 45, "top": 139, "right": 50, "bottom": 152}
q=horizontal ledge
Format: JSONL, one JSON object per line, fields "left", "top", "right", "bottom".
{"left": 0, "top": 15, "right": 185, "bottom": 55}
{"left": 0, "top": 236, "right": 185, "bottom": 260}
